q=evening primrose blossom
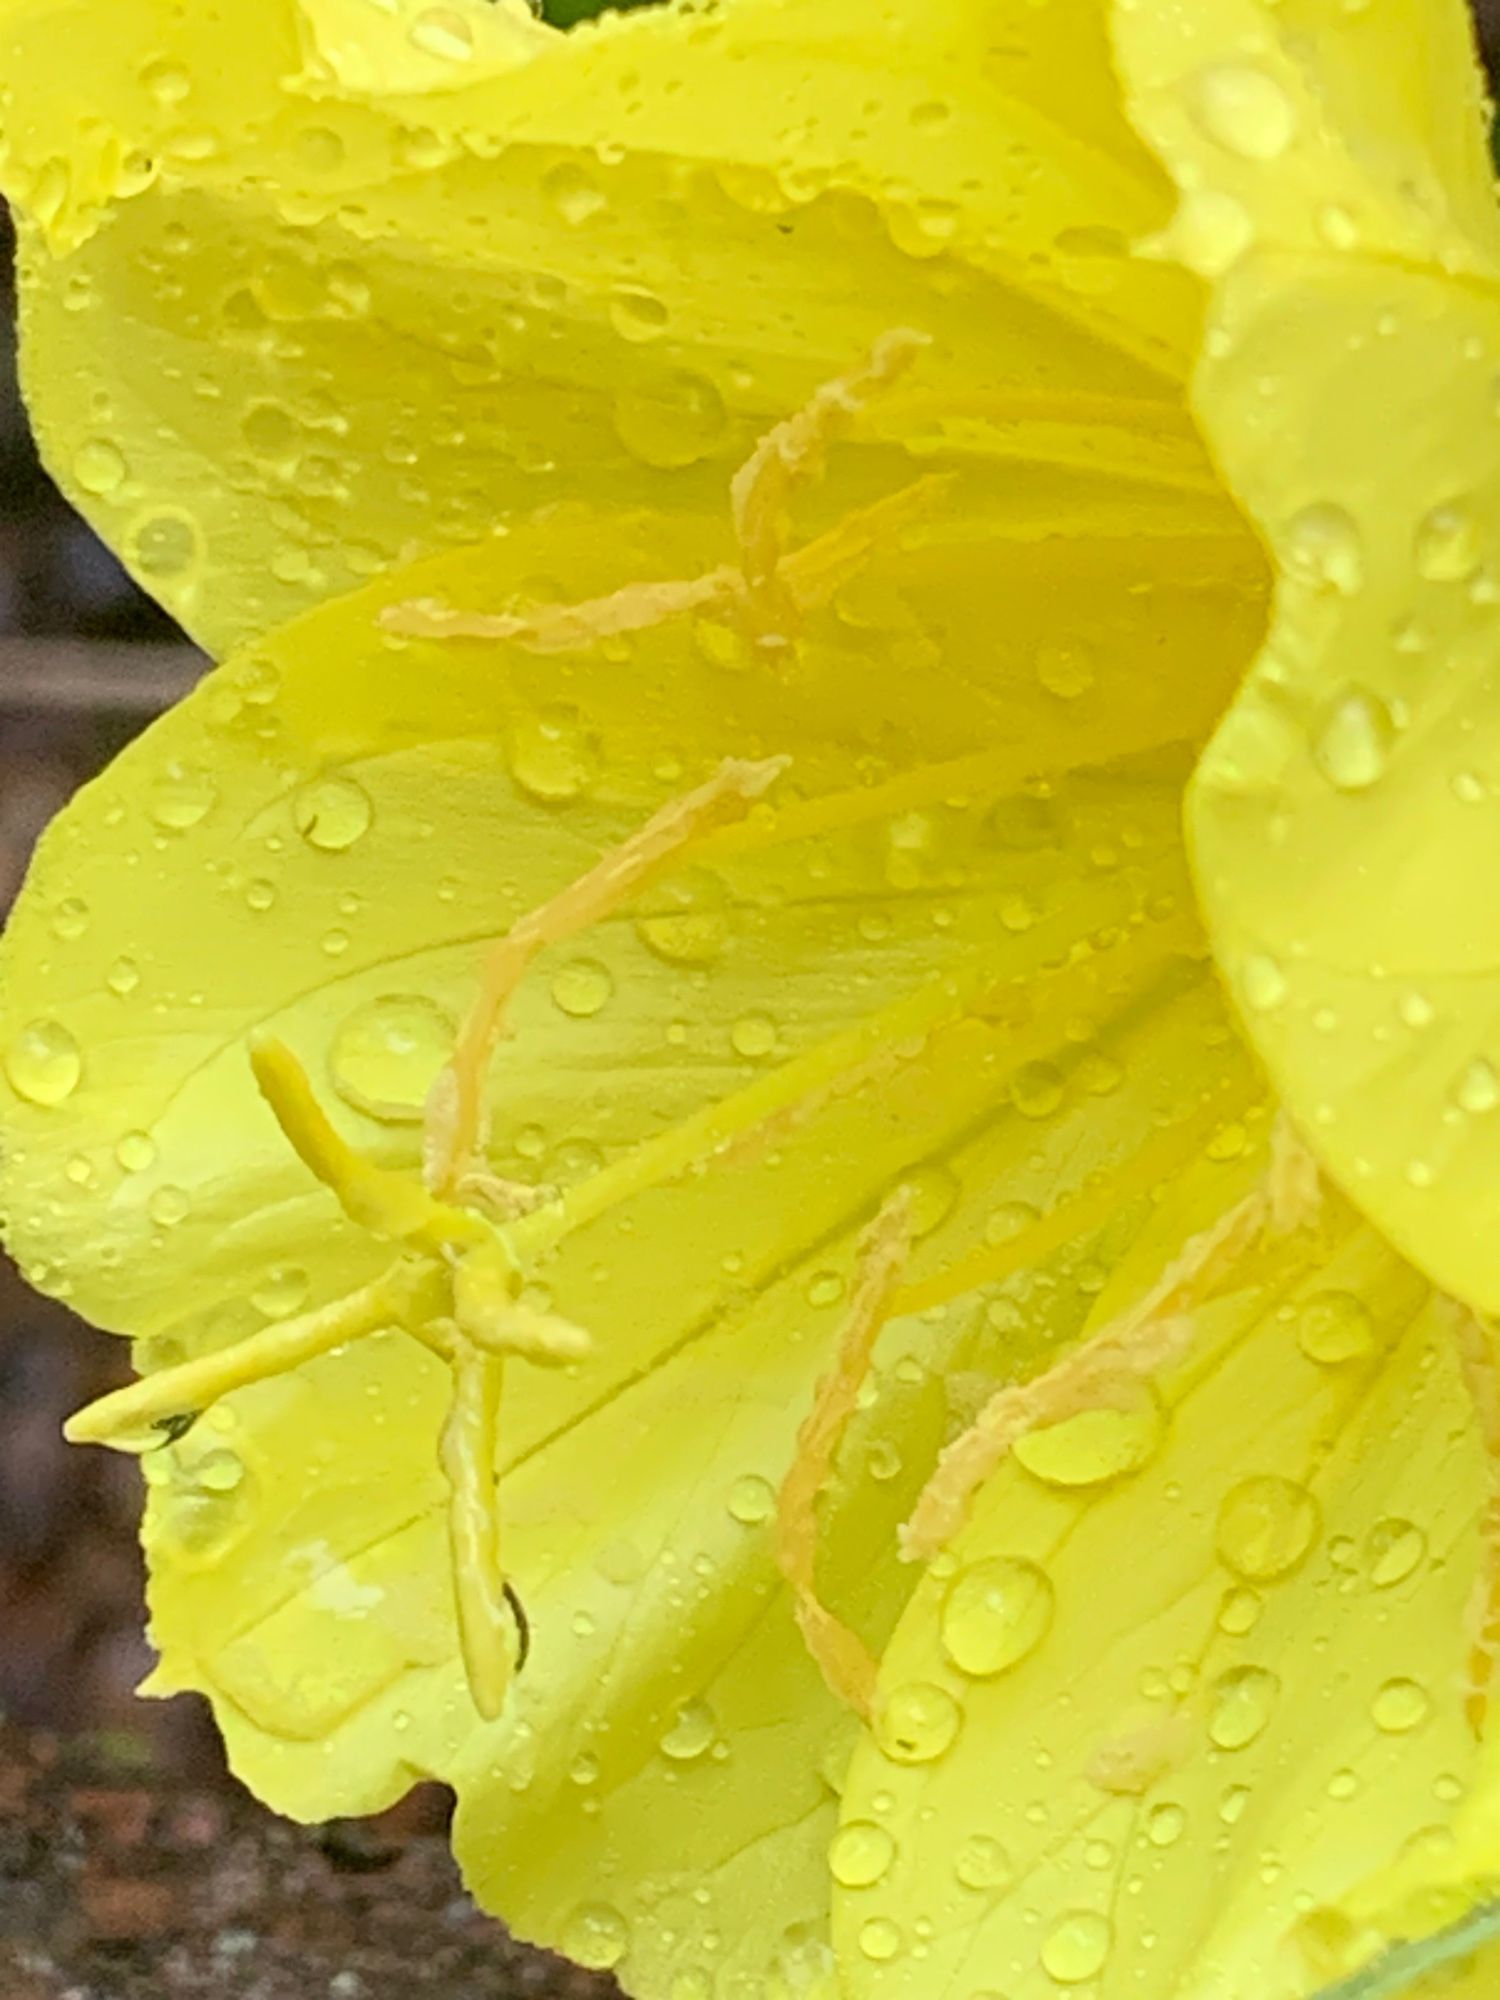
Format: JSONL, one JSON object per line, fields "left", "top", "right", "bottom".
{"left": 3, "top": 0, "right": 1500, "bottom": 1994}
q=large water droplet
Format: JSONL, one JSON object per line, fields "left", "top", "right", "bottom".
{"left": 828, "top": 1820, "right": 895, "bottom": 1888}
{"left": 329, "top": 995, "right": 456, "bottom": 1122}
{"left": 954, "top": 1833, "right": 1010, "bottom": 1891}
{"left": 74, "top": 438, "right": 128, "bottom": 497}
{"left": 726, "top": 1473, "right": 774, "bottom": 1525}
{"left": 561, "top": 1903, "right": 630, "bottom": 1971}
{"left": 1207, "top": 1665, "right": 1279, "bottom": 1749}
{"left": 940, "top": 1556, "right": 1054, "bottom": 1677}
{"left": 635, "top": 868, "right": 730, "bottom": 965}
{"left": 1296, "top": 1289, "right": 1375, "bottom": 1366}
{"left": 1192, "top": 64, "right": 1297, "bottom": 159}
{"left": 251, "top": 1265, "right": 311, "bottom": 1318}
{"left": 1313, "top": 686, "right": 1394, "bottom": 792}
{"left": 149, "top": 762, "right": 218, "bottom": 832}
{"left": 1040, "top": 1912, "right": 1113, "bottom": 1984}
{"left": 1366, "top": 1518, "right": 1426, "bottom": 1589}
{"left": 507, "top": 707, "right": 596, "bottom": 805}
{"left": 128, "top": 509, "right": 201, "bottom": 583}
{"left": 408, "top": 7, "right": 474, "bottom": 60}
{"left": 660, "top": 1699, "right": 716, "bottom": 1762}
{"left": 294, "top": 775, "right": 373, "bottom": 852}
{"left": 6, "top": 1020, "right": 82, "bottom": 1106}
{"left": 609, "top": 287, "right": 669, "bottom": 342}
{"left": 731, "top": 1013, "right": 778, "bottom": 1061}
{"left": 876, "top": 1682, "right": 962, "bottom": 1764}
{"left": 613, "top": 370, "right": 728, "bottom": 469}
{"left": 1012, "top": 1380, "right": 1163, "bottom": 1488}
{"left": 1283, "top": 503, "right": 1365, "bottom": 596}
{"left": 1371, "top": 1677, "right": 1430, "bottom": 1734}
{"left": 551, "top": 959, "right": 614, "bottom": 1020}
{"left": 1216, "top": 1475, "right": 1320, "bottom": 1582}
{"left": 858, "top": 1918, "right": 903, "bottom": 1963}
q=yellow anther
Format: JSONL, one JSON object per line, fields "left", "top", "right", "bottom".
{"left": 425, "top": 754, "right": 788, "bottom": 1199}
{"left": 64, "top": 1261, "right": 446, "bottom": 1454}
{"left": 251, "top": 1037, "right": 487, "bottom": 1256}
{"left": 775, "top": 1191, "right": 912, "bottom": 1720}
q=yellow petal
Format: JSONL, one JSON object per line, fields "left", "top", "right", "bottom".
{"left": 1114, "top": 0, "right": 1500, "bottom": 1317}
{"left": 0, "top": 0, "right": 1212, "bottom": 650}
{"left": 834, "top": 1134, "right": 1486, "bottom": 1999}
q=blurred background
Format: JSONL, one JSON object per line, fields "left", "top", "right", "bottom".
{"left": 2, "top": 0, "right": 1500, "bottom": 1971}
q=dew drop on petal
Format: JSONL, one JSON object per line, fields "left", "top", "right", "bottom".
{"left": 635, "top": 868, "right": 730, "bottom": 965}
{"left": 613, "top": 370, "right": 728, "bottom": 469}
{"left": 1191, "top": 65, "right": 1297, "bottom": 159}
{"left": 726, "top": 1474, "right": 775, "bottom": 1525}
{"left": 660, "top": 1700, "right": 716, "bottom": 1762}
{"left": 507, "top": 707, "right": 597, "bottom": 805}
{"left": 116, "top": 1130, "right": 156, "bottom": 1173}
{"left": 1296, "top": 1289, "right": 1375, "bottom": 1365}
{"left": 828, "top": 1820, "right": 895, "bottom": 1889}
{"left": 1011, "top": 1380, "right": 1163, "bottom": 1488}
{"left": 1313, "top": 686, "right": 1394, "bottom": 792}
{"left": 551, "top": 959, "right": 614, "bottom": 1020}
{"left": 408, "top": 7, "right": 474, "bottom": 60}
{"left": 561, "top": 1903, "right": 630, "bottom": 1972}
{"left": 939, "top": 1556, "right": 1054, "bottom": 1677}
{"left": 329, "top": 995, "right": 456, "bottom": 1122}
{"left": 293, "top": 775, "right": 373, "bottom": 852}
{"left": 1207, "top": 1665, "right": 1279, "bottom": 1750}
{"left": 74, "top": 438, "right": 128, "bottom": 496}
{"left": 1372, "top": 1678, "right": 1431, "bottom": 1734}
{"left": 953, "top": 1833, "right": 1011, "bottom": 1891}
{"left": 876, "top": 1682, "right": 962, "bottom": 1765}
{"left": 1366, "top": 1518, "right": 1426, "bottom": 1589}
{"left": 1282, "top": 503, "right": 1365, "bottom": 596}
{"left": 1040, "top": 1912, "right": 1113, "bottom": 1984}
{"left": 6, "top": 1020, "right": 82, "bottom": 1106}
{"left": 731, "top": 1013, "right": 778, "bottom": 1061}
{"left": 1241, "top": 953, "right": 1288, "bottom": 1013}
{"left": 149, "top": 762, "right": 218, "bottom": 832}
{"left": 1414, "top": 501, "right": 1482, "bottom": 583}
{"left": 148, "top": 1185, "right": 190, "bottom": 1228}
{"left": 858, "top": 1918, "right": 903, "bottom": 1963}
{"left": 1216, "top": 1475, "right": 1320, "bottom": 1582}
{"left": 1455, "top": 1058, "right": 1500, "bottom": 1116}
{"left": 251, "top": 1265, "right": 311, "bottom": 1318}
{"left": 50, "top": 897, "right": 90, "bottom": 941}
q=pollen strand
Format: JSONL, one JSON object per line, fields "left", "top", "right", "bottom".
{"left": 425, "top": 754, "right": 787, "bottom": 1198}
{"left": 775, "top": 1191, "right": 913, "bottom": 1719}
{"left": 902, "top": 1181, "right": 1270, "bottom": 1560}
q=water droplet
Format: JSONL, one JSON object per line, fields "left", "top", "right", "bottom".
{"left": 141, "top": 57, "right": 190, "bottom": 105}
{"left": 1242, "top": 953, "right": 1288, "bottom": 1013}
{"left": 159, "top": 1444, "right": 254, "bottom": 1560}
{"left": 408, "top": 7, "right": 474, "bottom": 60}
{"left": 116, "top": 1130, "right": 156, "bottom": 1172}
{"left": 727, "top": 1473, "right": 774, "bottom": 1525}
{"left": 634, "top": 867, "right": 730, "bottom": 965}
{"left": 828, "top": 1820, "right": 895, "bottom": 1889}
{"left": 940, "top": 1556, "right": 1054, "bottom": 1677}
{"left": 1147, "top": 1803, "right": 1186, "bottom": 1848}
{"left": 1192, "top": 64, "right": 1297, "bottom": 159}
{"left": 1296, "top": 1289, "right": 1375, "bottom": 1366}
{"left": 542, "top": 161, "right": 606, "bottom": 226}
{"left": 609, "top": 287, "right": 669, "bottom": 342}
{"left": 1283, "top": 503, "right": 1365, "bottom": 596}
{"left": 561, "top": 1903, "right": 630, "bottom": 1972}
{"left": 551, "top": 959, "right": 614, "bottom": 1020}
{"left": 329, "top": 994, "right": 455, "bottom": 1123}
{"left": 953, "top": 1833, "right": 1010, "bottom": 1891}
{"left": 251, "top": 1265, "right": 310, "bottom": 1318}
{"left": 1366, "top": 1518, "right": 1426, "bottom": 1589}
{"left": 507, "top": 707, "right": 596, "bottom": 805}
{"left": 1012, "top": 1379, "right": 1163, "bottom": 1488}
{"left": 1171, "top": 188, "right": 1254, "bottom": 275}
{"left": 1455, "top": 1058, "right": 1500, "bottom": 1116}
{"left": 128, "top": 509, "right": 201, "bottom": 582}
{"left": 149, "top": 762, "right": 218, "bottom": 832}
{"left": 901, "top": 1163, "right": 959, "bottom": 1238}
{"left": 1414, "top": 502, "right": 1482, "bottom": 583}
{"left": 858, "top": 1918, "right": 902, "bottom": 1963}
{"left": 731, "top": 1013, "right": 777, "bottom": 1061}
{"left": 294, "top": 775, "right": 373, "bottom": 853}
{"left": 660, "top": 1699, "right": 716, "bottom": 1762}
{"left": 74, "top": 438, "right": 127, "bottom": 497}
{"left": 985, "top": 792, "right": 1066, "bottom": 852}
{"left": 875, "top": 1682, "right": 962, "bottom": 1764}
{"left": 1216, "top": 1475, "right": 1320, "bottom": 1582}
{"left": 1009, "top": 1060, "right": 1065, "bottom": 1121}
{"left": 1207, "top": 1665, "right": 1279, "bottom": 1750}
{"left": 1036, "top": 639, "right": 1096, "bottom": 701}
{"left": 1372, "top": 1677, "right": 1430, "bottom": 1734}
{"left": 6, "top": 1020, "right": 82, "bottom": 1106}
{"left": 51, "top": 897, "right": 90, "bottom": 941}
{"left": 1040, "top": 1911, "right": 1113, "bottom": 1984}
{"left": 106, "top": 956, "right": 141, "bottom": 998}
{"left": 245, "top": 879, "right": 276, "bottom": 913}
{"left": 613, "top": 370, "right": 728, "bottom": 469}
{"left": 149, "top": 1184, "right": 190, "bottom": 1228}
{"left": 1313, "top": 685, "right": 1394, "bottom": 792}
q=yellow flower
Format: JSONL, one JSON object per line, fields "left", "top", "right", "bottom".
{"left": 4, "top": 0, "right": 1500, "bottom": 1994}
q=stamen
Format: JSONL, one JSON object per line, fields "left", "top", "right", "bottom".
{"left": 65, "top": 1261, "right": 445, "bottom": 1453}
{"left": 1452, "top": 1301, "right": 1500, "bottom": 1738}
{"left": 901, "top": 1182, "right": 1270, "bottom": 1560}
{"left": 425, "top": 755, "right": 787, "bottom": 1199}
{"left": 452, "top": 1246, "right": 592, "bottom": 1365}
{"left": 382, "top": 570, "right": 734, "bottom": 651}
{"left": 251, "top": 1038, "right": 486, "bottom": 1255}
{"left": 1268, "top": 1107, "right": 1322, "bottom": 1236}
{"left": 775, "top": 1192, "right": 913, "bottom": 1719}
{"left": 730, "top": 328, "right": 929, "bottom": 645}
